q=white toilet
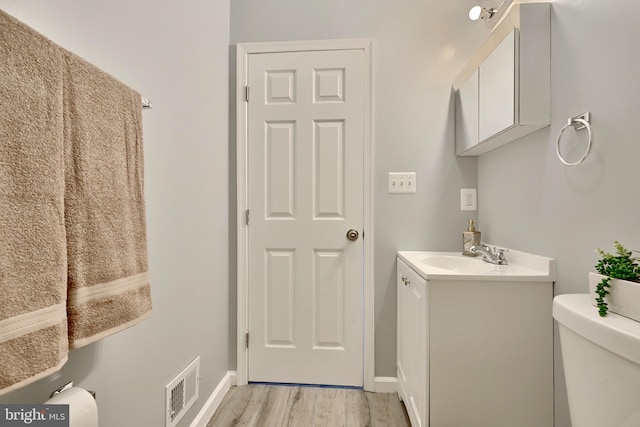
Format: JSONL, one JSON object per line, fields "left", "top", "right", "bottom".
{"left": 553, "top": 294, "right": 640, "bottom": 427}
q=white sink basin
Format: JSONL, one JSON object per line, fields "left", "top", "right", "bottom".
{"left": 419, "top": 255, "right": 495, "bottom": 273}
{"left": 398, "top": 250, "right": 555, "bottom": 281}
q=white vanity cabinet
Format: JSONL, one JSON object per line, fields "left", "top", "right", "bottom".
{"left": 454, "top": 3, "right": 550, "bottom": 156}
{"left": 397, "top": 258, "right": 428, "bottom": 427}
{"left": 396, "top": 252, "right": 554, "bottom": 427}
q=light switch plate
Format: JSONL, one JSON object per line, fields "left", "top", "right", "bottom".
{"left": 389, "top": 172, "right": 416, "bottom": 194}
{"left": 460, "top": 188, "right": 477, "bottom": 211}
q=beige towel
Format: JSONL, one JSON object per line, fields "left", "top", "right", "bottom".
{"left": 1, "top": 10, "right": 151, "bottom": 395}
{"left": 62, "top": 51, "right": 152, "bottom": 349}
{"left": 0, "top": 10, "right": 69, "bottom": 395}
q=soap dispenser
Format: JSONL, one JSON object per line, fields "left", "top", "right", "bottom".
{"left": 462, "top": 220, "right": 481, "bottom": 256}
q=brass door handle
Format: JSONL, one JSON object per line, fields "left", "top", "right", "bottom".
{"left": 346, "top": 229, "right": 359, "bottom": 241}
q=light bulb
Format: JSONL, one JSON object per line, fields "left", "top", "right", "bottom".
{"left": 469, "top": 5, "right": 483, "bottom": 21}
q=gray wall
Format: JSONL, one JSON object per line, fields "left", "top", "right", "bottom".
{"left": 0, "top": 1, "right": 230, "bottom": 426}
{"left": 230, "top": 0, "right": 486, "bottom": 377}
{"left": 478, "top": 1, "right": 640, "bottom": 426}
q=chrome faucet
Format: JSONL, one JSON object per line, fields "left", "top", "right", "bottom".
{"left": 470, "top": 244, "right": 508, "bottom": 265}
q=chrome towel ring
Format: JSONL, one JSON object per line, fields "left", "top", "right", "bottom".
{"left": 556, "top": 112, "right": 592, "bottom": 166}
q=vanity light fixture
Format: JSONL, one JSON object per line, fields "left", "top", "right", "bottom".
{"left": 468, "top": 5, "right": 497, "bottom": 21}
{"left": 468, "top": 0, "right": 514, "bottom": 27}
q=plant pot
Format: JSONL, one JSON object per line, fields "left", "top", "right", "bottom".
{"left": 588, "top": 272, "right": 640, "bottom": 322}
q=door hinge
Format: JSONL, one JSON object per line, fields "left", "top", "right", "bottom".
{"left": 245, "top": 209, "right": 250, "bottom": 226}
{"left": 245, "top": 332, "right": 249, "bottom": 349}
{"left": 245, "top": 86, "right": 250, "bottom": 102}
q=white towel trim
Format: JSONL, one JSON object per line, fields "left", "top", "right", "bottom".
{"left": 0, "top": 303, "right": 67, "bottom": 343}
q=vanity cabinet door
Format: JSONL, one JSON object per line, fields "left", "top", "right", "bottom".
{"left": 478, "top": 28, "right": 516, "bottom": 142}
{"left": 397, "top": 258, "right": 428, "bottom": 427}
{"left": 397, "top": 260, "right": 409, "bottom": 402}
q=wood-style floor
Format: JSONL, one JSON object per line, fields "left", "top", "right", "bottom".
{"left": 206, "top": 384, "right": 411, "bottom": 427}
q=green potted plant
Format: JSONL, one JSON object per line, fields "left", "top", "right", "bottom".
{"left": 588, "top": 241, "right": 640, "bottom": 320}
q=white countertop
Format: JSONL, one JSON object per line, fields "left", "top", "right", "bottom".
{"left": 398, "top": 249, "right": 555, "bottom": 281}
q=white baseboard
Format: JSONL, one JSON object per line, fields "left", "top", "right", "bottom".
{"left": 190, "top": 371, "right": 237, "bottom": 427}
{"left": 374, "top": 376, "right": 397, "bottom": 393}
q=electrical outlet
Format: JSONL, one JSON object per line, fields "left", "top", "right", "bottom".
{"left": 460, "top": 188, "right": 477, "bottom": 211}
{"left": 389, "top": 172, "right": 416, "bottom": 194}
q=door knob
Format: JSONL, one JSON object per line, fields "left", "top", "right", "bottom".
{"left": 346, "top": 229, "right": 359, "bottom": 241}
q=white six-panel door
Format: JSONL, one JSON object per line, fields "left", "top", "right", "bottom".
{"left": 246, "top": 49, "right": 365, "bottom": 386}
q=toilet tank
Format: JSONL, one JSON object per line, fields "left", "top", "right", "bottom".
{"left": 553, "top": 294, "right": 640, "bottom": 427}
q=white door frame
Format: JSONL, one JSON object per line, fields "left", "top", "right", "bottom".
{"left": 236, "top": 39, "right": 374, "bottom": 391}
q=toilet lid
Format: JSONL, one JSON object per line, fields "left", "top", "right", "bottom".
{"left": 553, "top": 294, "right": 640, "bottom": 365}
